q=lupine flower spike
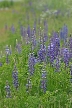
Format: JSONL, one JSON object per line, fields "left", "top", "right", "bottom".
{"left": 12, "top": 64, "right": 19, "bottom": 90}
{"left": 5, "top": 45, "right": 11, "bottom": 64}
{"left": 40, "top": 64, "right": 47, "bottom": 93}
{"left": 26, "top": 77, "right": 32, "bottom": 93}
{"left": 5, "top": 80, "right": 11, "bottom": 98}
{"left": 28, "top": 52, "right": 35, "bottom": 75}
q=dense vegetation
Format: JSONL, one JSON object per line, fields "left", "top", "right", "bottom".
{"left": 0, "top": 0, "right": 72, "bottom": 108}
{"left": 0, "top": 0, "right": 14, "bottom": 8}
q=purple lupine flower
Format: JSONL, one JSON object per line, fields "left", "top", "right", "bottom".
{"left": 0, "top": 62, "right": 2, "bottom": 67}
{"left": 5, "top": 45, "right": 10, "bottom": 64}
{"left": 60, "top": 28, "right": 64, "bottom": 40}
{"left": 55, "top": 10, "right": 60, "bottom": 16}
{"left": 27, "top": 25, "right": 31, "bottom": 38}
{"left": 43, "top": 29, "right": 48, "bottom": 42}
{"left": 60, "top": 24, "right": 68, "bottom": 42}
{"left": 54, "top": 37, "right": 60, "bottom": 57}
{"left": 5, "top": 81, "right": 11, "bottom": 98}
{"left": 63, "top": 48, "right": 70, "bottom": 67}
{"left": 40, "top": 79, "right": 47, "bottom": 93}
{"left": 20, "top": 25, "right": 24, "bottom": 37}
{"left": 16, "top": 39, "right": 22, "bottom": 54}
{"left": 10, "top": 24, "right": 15, "bottom": 34}
{"left": 52, "top": 31, "right": 59, "bottom": 39}
{"left": 29, "top": 53, "right": 36, "bottom": 65}
{"left": 28, "top": 53, "right": 36, "bottom": 75}
{"left": 54, "top": 37, "right": 60, "bottom": 47}
{"left": 38, "top": 27, "right": 42, "bottom": 44}
{"left": 38, "top": 30, "right": 47, "bottom": 62}
{"left": 29, "top": 1, "right": 32, "bottom": 7}
{"left": 17, "top": 43, "right": 22, "bottom": 54}
{"left": 6, "top": 52, "right": 9, "bottom": 64}
{"left": 31, "top": 31, "right": 37, "bottom": 49}
{"left": 38, "top": 45, "right": 47, "bottom": 62}
{"left": 33, "top": 20, "right": 37, "bottom": 33}
{"left": 26, "top": 34, "right": 30, "bottom": 44}
{"left": 20, "top": 26, "right": 26, "bottom": 40}
{"left": 63, "top": 24, "right": 68, "bottom": 39}
{"left": 12, "top": 65, "right": 19, "bottom": 90}
{"left": 41, "top": 68, "right": 47, "bottom": 79}
{"left": 47, "top": 36, "right": 60, "bottom": 64}
{"left": 40, "top": 67, "right": 47, "bottom": 93}
{"left": 26, "top": 78, "right": 32, "bottom": 93}
{"left": 5, "top": 45, "right": 10, "bottom": 55}
{"left": 34, "top": 57, "right": 38, "bottom": 63}
{"left": 54, "top": 55, "right": 61, "bottom": 72}
{"left": 47, "top": 43, "right": 55, "bottom": 65}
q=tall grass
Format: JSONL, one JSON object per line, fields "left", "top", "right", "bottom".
{"left": 0, "top": 0, "right": 14, "bottom": 8}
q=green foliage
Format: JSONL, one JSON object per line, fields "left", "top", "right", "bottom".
{"left": 0, "top": 50, "right": 72, "bottom": 108}
{"left": 0, "top": 0, "right": 14, "bottom": 8}
{"left": 0, "top": 0, "right": 72, "bottom": 108}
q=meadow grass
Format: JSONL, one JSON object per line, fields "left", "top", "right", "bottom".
{"left": 0, "top": 0, "right": 72, "bottom": 48}
{"left": 0, "top": 0, "right": 72, "bottom": 108}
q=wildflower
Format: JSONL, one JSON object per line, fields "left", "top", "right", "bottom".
{"left": 40, "top": 66, "right": 47, "bottom": 93}
{"left": 28, "top": 53, "right": 35, "bottom": 75}
{"left": 5, "top": 81, "right": 11, "bottom": 98}
{"left": 12, "top": 65, "right": 19, "bottom": 90}
{"left": 26, "top": 77, "right": 32, "bottom": 93}
{"left": 0, "top": 62, "right": 2, "bottom": 67}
